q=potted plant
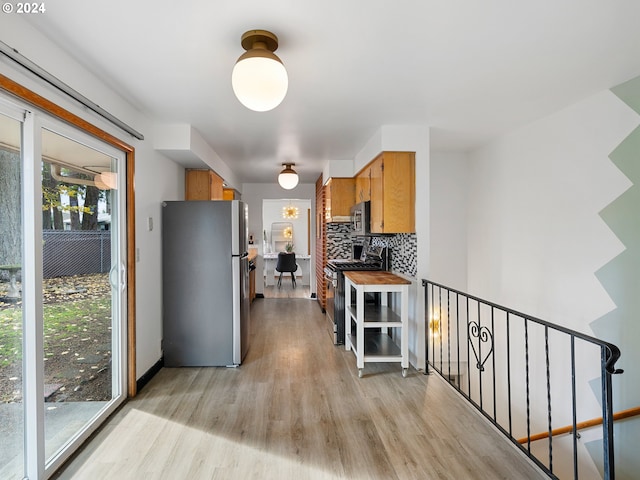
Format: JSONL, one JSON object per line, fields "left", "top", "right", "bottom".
{"left": 285, "top": 242, "right": 294, "bottom": 253}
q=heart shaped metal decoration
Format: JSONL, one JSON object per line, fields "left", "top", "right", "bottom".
{"left": 468, "top": 321, "right": 493, "bottom": 371}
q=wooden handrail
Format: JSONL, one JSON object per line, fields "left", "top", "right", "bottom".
{"left": 518, "top": 406, "right": 640, "bottom": 444}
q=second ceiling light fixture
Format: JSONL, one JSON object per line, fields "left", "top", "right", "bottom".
{"left": 232, "top": 29, "right": 288, "bottom": 112}
{"left": 278, "top": 163, "right": 298, "bottom": 190}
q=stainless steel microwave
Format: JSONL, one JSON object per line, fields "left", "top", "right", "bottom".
{"left": 350, "top": 201, "right": 371, "bottom": 235}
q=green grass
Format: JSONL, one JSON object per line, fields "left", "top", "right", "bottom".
{"left": 0, "top": 307, "right": 21, "bottom": 367}
{"left": 0, "top": 297, "right": 111, "bottom": 367}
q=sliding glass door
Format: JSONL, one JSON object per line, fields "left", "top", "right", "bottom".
{"left": 0, "top": 104, "right": 25, "bottom": 480}
{"left": 0, "top": 96, "right": 128, "bottom": 479}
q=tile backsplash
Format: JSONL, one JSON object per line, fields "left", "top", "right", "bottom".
{"left": 326, "top": 223, "right": 352, "bottom": 259}
{"left": 371, "top": 234, "right": 417, "bottom": 278}
{"left": 325, "top": 223, "right": 417, "bottom": 278}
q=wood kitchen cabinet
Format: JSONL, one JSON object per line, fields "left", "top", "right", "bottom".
{"left": 248, "top": 248, "right": 257, "bottom": 304}
{"left": 185, "top": 169, "right": 224, "bottom": 200}
{"left": 324, "top": 177, "right": 355, "bottom": 221}
{"left": 223, "top": 188, "right": 237, "bottom": 200}
{"left": 369, "top": 151, "right": 415, "bottom": 233}
{"left": 355, "top": 165, "right": 371, "bottom": 203}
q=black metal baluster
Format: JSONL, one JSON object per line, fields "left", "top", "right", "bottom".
{"left": 425, "top": 280, "right": 430, "bottom": 374}
{"left": 438, "top": 287, "right": 443, "bottom": 371}
{"left": 545, "top": 326, "right": 553, "bottom": 474}
{"left": 466, "top": 296, "right": 471, "bottom": 395}
{"left": 525, "top": 318, "right": 531, "bottom": 453}
{"left": 431, "top": 284, "right": 435, "bottom": 370}
{"left": 478, "top": 301, "right": 483, "bottom": 410}
{"left": 601, "top": 347, "right": 615, "bottom": 480}
{"left": 447, "top": 289, "right": 451, "bottom": 383}
{"left": 507, "top": 312, "right": 512, "bottom": 436}
{"left": 456, "top": 292, "right": 461, "bottom": 391}
{"left": 492, "top": 307, "right": 496, "bottom": 422}
{"left": 571, "top": 336, "right": 578, "bottom": 479}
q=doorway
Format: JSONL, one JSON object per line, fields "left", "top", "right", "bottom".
{"left": 262, "top": 199, "right": 312, "bottom": 299}
{"left": 0, "top": 96, "right": 128, "bottom": 479}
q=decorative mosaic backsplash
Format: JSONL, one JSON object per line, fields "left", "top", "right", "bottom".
{"left": 371, "top": 233, "right": 418, "bottom": 278}
{"left": 325, "top": 223, "right": 417, "bottom": 278}
{"left": 326, "top": 223, "right": 352, "bottom": 259}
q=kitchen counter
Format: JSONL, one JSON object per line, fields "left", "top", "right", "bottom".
{"left": 248, "top": 248, "right": 257, "bottom": 303}
{"left": 342, "top": 270, "right": 411, "bottom": 286}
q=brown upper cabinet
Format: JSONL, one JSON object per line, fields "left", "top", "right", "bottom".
{"left": 366, "top": 151, "right": 415, "bottom": 234}
{"left": 324, "top": 177, "right": 355, "bottom": 221}
{"left": 185, "top": 169, "right": 224, "bottom": 200}
{"left": 355, "top": 165, "right": 371, "bottom": 203}
{"left": 223, "top": 188, "right": 239, "bottom": 200}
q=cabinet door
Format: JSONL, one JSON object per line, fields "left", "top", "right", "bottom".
{"left": 381, "top": 152, "right": 415, "bottom": 233}
{"left": 356, "top": 166, "right": 371, "bottom": 203}
{"left": 185, "top": 169, "right": 224, "bottom": 200}
{"left": 369, "top": 155, "right": 384, "bottom": 232}
{"left": 209, "top": 170, "right": 224, "bottom": 199}
{"left": 369, "top": 152, "right": 415, "bottom": 233}
{"left": 185, "top": 169, "right": 210, "bottom": 200}
{"left": 330, "top": 178, "right": 355, "bottom": 217}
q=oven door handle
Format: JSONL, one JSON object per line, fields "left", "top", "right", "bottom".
{"left": 324, "top": 269, "right": 336, "bottom": 283}
{"left": 325, "top": 272, "right": 336, "bottom": 285}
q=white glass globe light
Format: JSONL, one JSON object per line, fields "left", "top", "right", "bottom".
{"left": 232, "top": 30, "right": 288, "bottom": 112}
{"left": 232, "top": 56, "right": 288, "bottom": 112}
{"left": 278, "top": 164, "right": 299, "bottom": 190}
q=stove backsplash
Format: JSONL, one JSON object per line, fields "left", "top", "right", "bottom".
{"left": 325, "top": 224, "right": 417, "bottom": 278}
{"left": 326, "top": 223, "right": 352, "bottom": 259}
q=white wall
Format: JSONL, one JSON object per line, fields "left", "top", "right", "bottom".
{"left": 0, "top": 16, "right": 184, "bottom": 379}
{"left": 429, "top": 152, "right": 469, "bottom": 291}
{"left": 322, "top": 159, "right": 354, "bottom": 183}
{"left": 241, "top": 182, "right": 317, "bottom": 295}
{"left": 466, "top": 88, "right": 640, "bottom": 478}
{"left": 467, "top": 91, "right": 635, "bottom": 330}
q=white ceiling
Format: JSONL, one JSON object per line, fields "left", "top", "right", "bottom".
{"left": 24, "top": 1, "right": 640, "bottom": 185}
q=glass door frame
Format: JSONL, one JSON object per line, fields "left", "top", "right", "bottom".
{"left": 38, "top": 116, "right": 128, "bottom": 475}
{"left": 0, "top": 74, "right": 137, "bottom": 479}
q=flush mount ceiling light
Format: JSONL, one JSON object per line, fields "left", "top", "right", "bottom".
{"left": 232, "top": 29, "right": 288, "bottom": 112}
{"left": 278, "top": 163, "right": 298, "bottom": 190}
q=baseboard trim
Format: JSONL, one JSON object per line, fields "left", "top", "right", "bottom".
{"left": 136, "top": 356, "right": 164, "bottom": 393}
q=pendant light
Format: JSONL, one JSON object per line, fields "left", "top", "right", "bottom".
{"left": 232, "top": 30, "right": 288, "bottom": 112}
{"left": 278, "top": 163, "right": 299, "bottom": 190}
{"left": 282, "top": 202, "right": 299, "bottom": 219}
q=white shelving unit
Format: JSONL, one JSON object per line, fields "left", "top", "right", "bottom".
{"left": 344, "top": 271, "right": 410, "bottom": 377}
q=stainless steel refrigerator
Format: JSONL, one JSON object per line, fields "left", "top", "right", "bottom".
{"left": 162, "top": 200, "right": 250, "bottom": 366}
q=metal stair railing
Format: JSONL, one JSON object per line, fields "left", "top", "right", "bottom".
{"left": 422, "top": 279, "right": 623, "bottom": 480}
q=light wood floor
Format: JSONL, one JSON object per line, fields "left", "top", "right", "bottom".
{"left": 54, "top": 298, "right": 545, "bottom": 480}
{"left": 263, "top": 276, "right": 311, "bottom": 299}
{"left": 263, "top": 285, "right": 311, "bottom": 299}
